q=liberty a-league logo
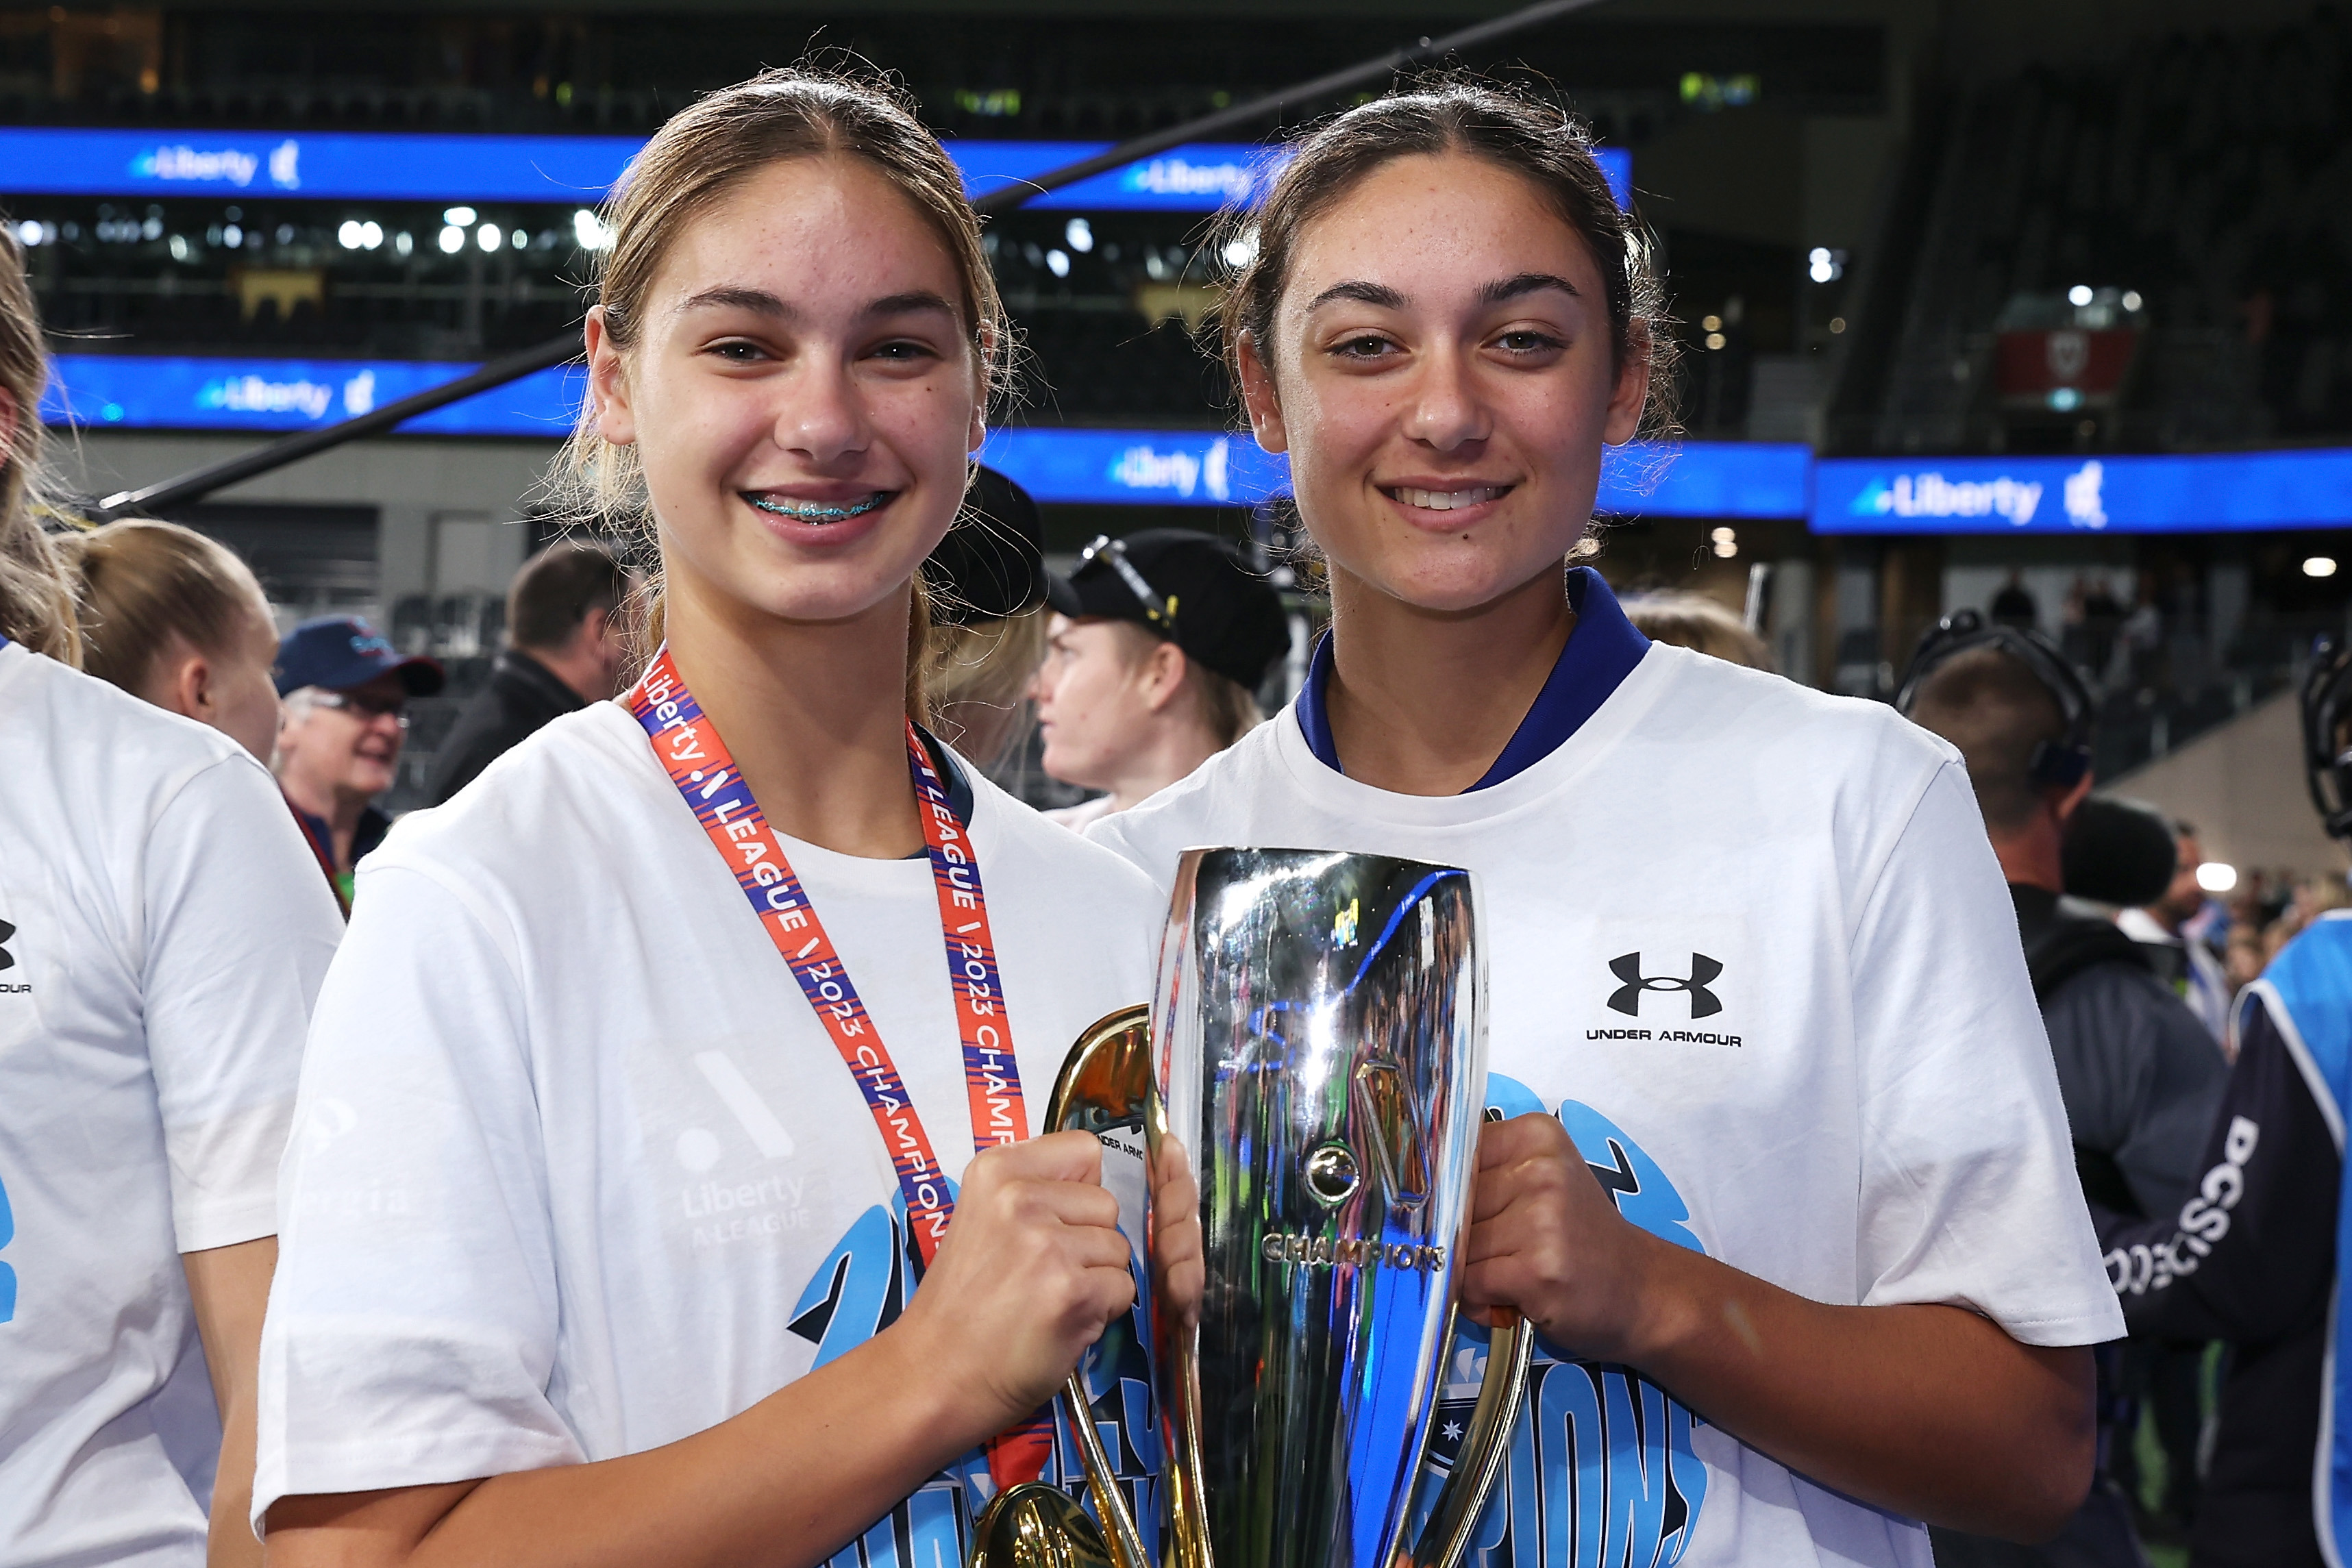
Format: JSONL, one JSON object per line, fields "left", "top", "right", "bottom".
{"left": 1607, "top": 952, "right": 1722, "bottom": 1019}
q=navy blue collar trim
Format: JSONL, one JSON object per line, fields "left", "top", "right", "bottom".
{"left": 1292, "top": 566, "right": 1651, "bottom": 792}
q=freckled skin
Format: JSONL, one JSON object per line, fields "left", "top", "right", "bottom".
{"left": 1239, "top": 153, "right": 1645, "bottom": 619}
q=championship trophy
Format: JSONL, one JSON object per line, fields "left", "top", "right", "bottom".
{"left": 973, "top": 849, "right": 1531, "bottom": 1568}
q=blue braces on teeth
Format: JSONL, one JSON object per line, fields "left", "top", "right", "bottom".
{"left": 745, "top": 492, "right": 887, "bottom": 522}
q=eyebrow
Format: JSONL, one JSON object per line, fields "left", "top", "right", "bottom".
{"left": 1481, "top": 272, "right": 1583, "bottom": 304}
{"left": 671, "top": 286, "right": 960, "bottom": 322}
{"left": 1304, "top": 279, "right": 1409, "bottom": 312}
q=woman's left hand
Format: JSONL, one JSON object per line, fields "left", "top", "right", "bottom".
{"left": 1459, "top": 1112, "right": 1669, "bottom": 1364}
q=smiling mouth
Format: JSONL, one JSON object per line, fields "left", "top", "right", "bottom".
{"left": 1385, "top": 484, "right": 1512, "bottom": 512}
{"left": 743, "top": 490, "right": 893, "bottom": 523}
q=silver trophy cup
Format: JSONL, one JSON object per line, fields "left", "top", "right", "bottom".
{"left": 970, "top": 848, "right": 1529, "bottom": 1568}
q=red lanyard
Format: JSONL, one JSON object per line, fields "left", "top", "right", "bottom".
{"left": 628, "top": 648, "right": 1053, "bottom": 1491}
{"left": 629, "top": 645, "right": 1029, "bottom": 1262}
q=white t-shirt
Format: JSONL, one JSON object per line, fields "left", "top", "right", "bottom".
{"left": 1089, "top": 639, "right": 2125, "bottom": 1568}
{"left": 1044, "top": 794, "right": 1117, "bottom": 833}
{"left": 0, "top": 638, "right": 341, "bottom": 1567}
{"left": 255, "top": 702, "right": 1167, "bottom": 1556}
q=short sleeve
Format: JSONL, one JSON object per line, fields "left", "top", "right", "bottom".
{"left": 143, "top": 754, "right": 344, "bottom": 1253}
{"left": 1848, "top": 762, "right": 2126, "bottom": 1347}
{"left": 254, "top": 862, "right": 580, "bottom": 1524}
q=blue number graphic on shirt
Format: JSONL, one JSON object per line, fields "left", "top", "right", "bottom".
{"left": 0, "top": 1165, "right": 14, "bottom": 1323}
{"left": 1426, "top": 1075, "right": 1708, "bottom": 1568}
{"left": 793, "top": 1182, "right": 1161, "bottom": 1568}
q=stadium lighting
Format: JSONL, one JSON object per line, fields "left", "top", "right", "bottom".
{"left": 14, "top": 221, "right": 43, "bottom": 247}
{"left": 337, "top": 220, "right": 362, "bottom": 249}
{"left": 475, "top": 223, "right": 500, "bottom": 253}
{"left": 223, "top": 223, "right": 243, "bottom": 248}
{"left": 2196, "top": 862, "right": 2238, "bottom": 894}
{"left": 1808, "top": 247, "right": 1840, "bottom": 283}
{"left": 436, "top": 225, "right": 465, "bottom": 255}
{"left": 2068, "top": 284, "right": 2094, "bottom": 307}
{"left": 2305, "top": 556, "right": 2339, "bottom": 578}
{"left": 511, "top": 227, "right": 528, "bottom": 250}
{"left": 394, "top": 230, "right": 414, "bottom": 258}
{"left": 1065, "top": 217, "right": 1093, "bottom": 253}
{"left": 1222, "top": 232, "right": 1259, "bottom": 269}
{"left": 573, "top": 209, "right": 611, "bottom": 251}
{"left": 362, "top": 221, "right": 383, "bottom": 250}
{"left": 443, "top": 206, "right": 477, "bottom": 227}
{"left": 1045, "top": 248, "right": 1070, "bottom": 278}
{"left": 1705, "top": 332, "right": 1727, "bottom": 351}
{"left": 1710, "top": 526, "right": 1738, "bottom": 559}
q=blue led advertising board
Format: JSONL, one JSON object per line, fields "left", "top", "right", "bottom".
{"left": 1813, "top": 451, "right": 2352, "bottom": 534}
{"left": 0, "top": 127, "right": 1631, "bottom": 212}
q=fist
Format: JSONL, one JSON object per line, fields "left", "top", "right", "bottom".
{"left": 1459, "top": 1113, "right": 1661, "bottom": 1364}
{"left": 899, "top": 1130, "right": 1138, "bottom": 1432}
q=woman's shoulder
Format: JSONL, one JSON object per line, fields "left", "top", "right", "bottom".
{"left": 1, "top": 640, "right": 269, "bottom": 822}
{"left": 373, "top": 702, "right": 653, "bottom": 878}
{"left": 1638, "top": 642, "right": 1960, "bottom": 784}
{"left": 967, "top": 764, "right": 1165, "bottom": 912}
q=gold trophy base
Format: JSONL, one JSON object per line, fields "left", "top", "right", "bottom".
{"left": 968, "top": 1482, "right": 1116, "bottom": 1568}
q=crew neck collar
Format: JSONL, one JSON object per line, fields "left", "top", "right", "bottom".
{"left": 1292, "top": 565, "right": 1651, "bottom": 791}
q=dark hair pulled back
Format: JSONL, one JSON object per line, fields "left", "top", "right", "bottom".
{"left": 1213, "top": 75, "right": 1678, "bottom": 440}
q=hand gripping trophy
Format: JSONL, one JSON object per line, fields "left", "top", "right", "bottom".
{"left": 971, "top": 849, "right": 1531, "bottom": 1568}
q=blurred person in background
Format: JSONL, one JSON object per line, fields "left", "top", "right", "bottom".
{"left": 1621, "top": 589, "right": 1772, "bottom": 669}
{"left": 1031, "top": 527, "right": 1287, "bottom": 830}
{"left": 919, "top": 466, "right": 1048, "bottom": 773}
{"left": 425, "top": 539, "right": 630, "bottom": 804}
{"left": 2118, "top": 819, "right": 2233, "bottom": 1050}
{"left": 2088, "top": 636, "right": 2352, "bottom": 1568}
{"left": 1903, "top": 614, "right": 2225, "bottom": 1567}
{"left": 0, "top": 224, "right": 343, "bottom": 1568}
{"left": 59, "top": 517, "right": 283, "bottom": 764}
{"left": 271, "top": 615, "right": 443, "bottom": 912}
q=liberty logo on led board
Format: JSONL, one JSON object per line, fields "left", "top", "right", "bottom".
{"left": 1847, "top": 460, "right": 2107, "bottom": 529}
{"left": 125, "top": 138, "right": 301, "bottom": 190}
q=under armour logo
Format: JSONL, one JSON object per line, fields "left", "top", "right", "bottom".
{"left": 0, "top": 919, "right": 14, "bottom": 972}
{"left": 1607, "top": 952, "right": 1722, "bottom": 1019}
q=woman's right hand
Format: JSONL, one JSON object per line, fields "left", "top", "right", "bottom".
{"left": 892, "top": 1130, "right": 1137, "bottom": 1438}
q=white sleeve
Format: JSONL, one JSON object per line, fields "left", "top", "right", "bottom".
{"left": 143, "top": 755, "right": 343, "bottom": 1254}
{"left": 1848, "top": 761, "right": 2127, "bottom": 1347}
{"left": 255, "top": 862, "right": 581, "bottom": 1523}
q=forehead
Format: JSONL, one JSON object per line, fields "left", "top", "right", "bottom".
{"left": 648, "top": 154, "right": 963, "bottom": 316}
{"left": 1282, "top": 151, "right": 1604, "bottom": 313}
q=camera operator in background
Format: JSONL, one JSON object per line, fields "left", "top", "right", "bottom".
{"left": 425, "top": 539, "right": 630, "bottom": 804}
{"left": 1903, "top": 611, "right": 2227, "bottom": 1567}
{"left": 60, "top": 517, "right": 284, "bottom": 764}
{"left": 2089, "top": 634, "right": 2352, "bottom": 1568}
{"left": 272, "top": 614, "right": 443, "bottom": 912}
{"left": 1032, "top": 528, "right": 1287, "bottom": 830}
{"left": 2118, "top": 819, "right": 2233, "bottom": 1051}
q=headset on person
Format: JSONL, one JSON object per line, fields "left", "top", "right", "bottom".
{"left": 1893, "top": 608, "right": 2096, "bottom": 791}
{"left": 2302, "top": 634, "right": 2352, "bottom": 843}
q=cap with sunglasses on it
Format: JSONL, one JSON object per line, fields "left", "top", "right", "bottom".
{"left": 1045, "top": 528, "right": 1289, "bottom": 693}
{"left": 274, "top": 615, "right": 446, "bottom": 699}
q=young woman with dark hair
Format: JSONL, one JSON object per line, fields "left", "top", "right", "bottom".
{"left": 1093, "top": 79, "right": 2120, "bottom": 1567}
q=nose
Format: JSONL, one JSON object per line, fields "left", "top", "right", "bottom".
{"left": 1400, "top": 341, "right": 1491, "bottom": 454}
{"left": 773, "top": 354, "right": 873, "bottom": 467}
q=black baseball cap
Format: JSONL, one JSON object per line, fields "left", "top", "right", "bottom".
{"left": 274, "top": 614, "right": 445, "bottom": 697}
{"left": 927, "top": 466, "right": 1047, "bottom": 626}
{"left": 1047, "top": 528, "right": 1289, "bottom": 691}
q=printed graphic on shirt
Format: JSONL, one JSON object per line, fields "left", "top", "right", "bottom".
{"left": 1586, "top": 948, "right": 1742, "bottom": 1049}
{"left": 802, "top": 1165, "right": 1163, "bottom": 1568}
{"left": 2105, "top": 1115, "right": 2260, "bottom": 1297}
{"left": 0, "top": 1166, "right": 14, "bottom": 1322}
{"left": 1418, "top": 1073, "right": 1710, "bottom": 1568}
{"left": 0, "top": 915, "right": 27, "bottom": 995}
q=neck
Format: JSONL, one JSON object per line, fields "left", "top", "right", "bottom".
{"left": 519, "top": 638, "right": 610, "bottom": 705}
{"left": 1323, "top": 563, "right": 1573, "bottom": 796}
{"left": 1104, "top": 717, "right": 1224, "bottom": 813}
{"left": 1994, "top": 821, "right": 2065, "bottom": 895}
{"left": 660, "top": 568, "right": 922, "bottom": 860}
{"left": 280, "top": 769, "right": 370, "bottom": 869}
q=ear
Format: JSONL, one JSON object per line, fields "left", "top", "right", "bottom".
{"left": 174, "top": 651, "right": 216, "bottom": 723}
{"left": 1601, "top": 325, "right": 1652, "bottom": 447}
{"left": 584, "top": 306, "right": 637, "bottom": 447}
{"left": 2053, "top": 771, "right": 2094, "bottom": 827}
{"left": 1236, "top": 331, "right": 1288, "bottom": 456}
{"left": 1137, "top": 638, "right": 1191, "bottom": 714}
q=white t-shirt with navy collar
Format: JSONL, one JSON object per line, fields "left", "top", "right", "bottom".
{"left": 1087, "top": 571, "right": 2122, "bottom": 1568}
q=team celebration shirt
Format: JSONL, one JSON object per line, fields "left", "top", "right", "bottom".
{"left": 0, "top": 638, "right": 341, "bottom": 1566}
{"left": 254, "top": 700, "right": 1167, "bottom": 1558}
{"left": 1088, "top": 574, "right": 2124, "bottom": 1568}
